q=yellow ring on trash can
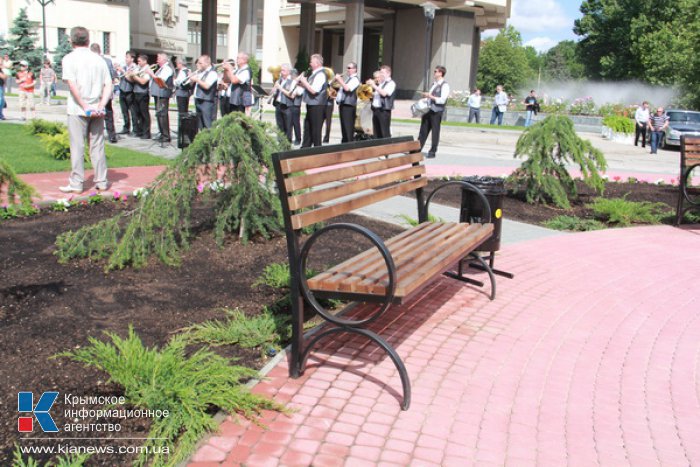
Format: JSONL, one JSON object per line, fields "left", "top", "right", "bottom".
{"left": 495, "top": 208, "right": 502, "bottom": 219}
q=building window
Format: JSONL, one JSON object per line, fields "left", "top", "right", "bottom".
{"left": 57, "top": 27, "right": 67, "bottom": 44}
{"left": 217, "top": 24, "right": 228, "bottom": 47}
{"left": 102, "top": 32, "right": 111, "bottom": 55}
{"left": 256, "top": 8, "right": 264, "bottom": 52}
{"left": 338, "top": 35, "right": 344, "bottom": 55}
{"left": 188, "top": 21, "right": 201, "bottom": 45}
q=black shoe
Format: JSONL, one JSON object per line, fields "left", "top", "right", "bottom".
{"left": 118, "top": 128, "right": 130, "bottom": 135}
{"left": 426, "top": 152, "right": 436, "bottom": 159}
{"left": 642, "top": 145, "right": 646, "bottom": 148}
{"left": 159, "top": 136, "right": 171, "bottom": 143}
{"left": 152, "top": 133, "right": 162, "bottom": 140}
{"left": 109, "top": 138, "right": 118, "bottom": 144}
{"left": 293, "top": 141, "right": 301, "bottom": 145}
{"left": 323, "top": 138, "right": 330, "bottom": 143}
{"left": 140, "top": 133, "right": 151, "bottom": 139}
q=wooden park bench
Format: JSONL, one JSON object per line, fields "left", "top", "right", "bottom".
{"left": 272, "top": 136, "right": 496, "bottom": 410}
{"left": 675, "top": 135, "right": 700, "bottom": 225}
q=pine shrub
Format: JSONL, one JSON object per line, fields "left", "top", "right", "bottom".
{"left": 56, "top": 327, "right": 285, "bottom": 467}
{"left": 542, "top": 215, "right": 606, "bottom": 231}
{"left": 587, "top": 196, "right": 670, "bottom": 226}
{"left": 55, "top": 113, "right": 290, "bottom": 270}
{"left": 509, "top": 115, "right": 607, "bottom": 209}
{"left": 183, "top": 308, "right": 282, "bottom": 350}
{"left": 0, "top": 159, "right": 38, "bottom": 206}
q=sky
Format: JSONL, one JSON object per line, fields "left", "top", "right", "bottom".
{"left": 483, "top": 0, "right": 583, "bottom": 52}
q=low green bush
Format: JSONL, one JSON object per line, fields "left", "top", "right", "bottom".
{"left": 38, "top": 132, "right": 71, "bottom": 160}
{"left": 602, "top": 115, "right": 635, "bottom": 134}
{"left": 26, "top": 119, "right": 66, "bottom": 136}
{"left": 542, "top": 215, "right": 606, "bottom": 231}
{"left": 12, "top": 446, "right": 89, "bottom": 467}
{"left": 587, "top": 196, "right": 670, "bottom": 226}
{"left": 183, "top": 308, "right": 282, "bottom": 350}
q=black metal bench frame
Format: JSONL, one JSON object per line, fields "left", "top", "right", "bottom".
{"left": 675, "top": 135, "right": 700, "bottom": 225}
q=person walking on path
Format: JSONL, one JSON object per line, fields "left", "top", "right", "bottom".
{"left": 418, "top": 66, "right": 450, "bottom": 159}
{"left": 39, "top": 60, "right": 57, "bottom": 105}
{"left": 467, "top": 88, "right": 481, "bottom": 123}
{"left": 59, "top": 26, "right": 113, "bottom": 194}
{"left": 634, "top": 101, "right": 650, "bottom": 148}
{"left": 647, "top": 107, "right": 669, "bottom": 155}
{"left": 16, "top": 61, "right": 36, "bottom": 120}
{"left": 490, "top": 85, "right": 508, "bottom": 126}
{"left": 523, "top": 90, "right": 538, "bottom": 127}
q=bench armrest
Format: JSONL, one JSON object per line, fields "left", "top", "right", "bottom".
{"left": 423, "top": 181, "right": 492, "bottom": 224}
{"left": 298, "top": 222, "right": 397, "bottom": 326}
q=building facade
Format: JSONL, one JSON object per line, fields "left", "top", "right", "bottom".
{"left": 2, "top": 0, "right": 509, "bottom": 94}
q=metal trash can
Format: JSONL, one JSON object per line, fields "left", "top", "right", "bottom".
{"left": 460, "top": 176, "right": 506, "bottom": 252}
{"left": 178, "top": 112, "right": 199, "bottom": 149}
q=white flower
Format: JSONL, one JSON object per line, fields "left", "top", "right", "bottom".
{"left": 209, "top": 180, "right": 224, "bottom": 192}
{"left": 133, "top": 187, "right": 149, "bottom": 198}
{"left": 655, "top": 178, "right": 665, "bottom": 185}
{"left": 601, "top": 174, "right": 609, "bottom": 181}
{"left": 57, "top": 199, "right": 70, "bottom": 207}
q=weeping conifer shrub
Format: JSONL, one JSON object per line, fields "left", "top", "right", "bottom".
{"left": 54, "top": 113, "right": 290, "bottom": 270}
{"left": 509, "top": 115, "right": 608, "bottom": 209}
{"left": 0, "top": 159, "right": 38, "bottom": 206}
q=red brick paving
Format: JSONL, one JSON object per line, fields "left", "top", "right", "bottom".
{"left": 189, "top": 225, "right": 700, "bottom": 466}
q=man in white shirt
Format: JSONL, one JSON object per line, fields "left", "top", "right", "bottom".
{"left": 634, "top": 101, "right": 650, "bottom": 148}
{"left": 490, "top": 85, "right": 508, "bottom": 126}
{"left": 299, "top": 54, "right": 328, "bottom": 147}
{"left": 334, "top": 62, "right": 360, "bottom": 143}
{"left": 190, "top": 55, "right": 219, "bottom": 129}
{"left": 467, "top": 88, "right": 481, "bottom": 123}
{"left": 368, "top": 65, "right": 396, "bottom": 139}
{"left": 145, "top": 53, "right": 174, "bottom": 142}
{"left": 272, "top": 63, "right": 294, "bottom": 141}
{"left": 418, "top": 66, "right": 450, "bottom": 159}
{"left": 223, "top": 52, "right": 253, "bottom": 114}
{"left": 129, "top": 54, "right": 152, "bottom": 138}
{"left": 59, "top": 26, "right": 113, "bottom": 193}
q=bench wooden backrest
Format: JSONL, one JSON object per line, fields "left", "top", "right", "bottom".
{"left": 681, "top": 135, "right": 700, "bottom": 169}
{"left": 273, "top": 137, "right": 425, "bottom": 231}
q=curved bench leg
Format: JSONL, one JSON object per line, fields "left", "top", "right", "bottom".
{"left": 469, "top": 252, "right": 496, "bottom": 300}
{"left": 300, "top": 326, "right": 412, "bottom": 410}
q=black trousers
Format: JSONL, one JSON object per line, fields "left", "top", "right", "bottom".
{"left": 323, "top": 101, "right": 334, "bottom": 142}
{"left": 119, "top": 91, "right": 135, "bottom": 131}
{"left": 275, "top": 104, "right": 293, "bottom": 141}
{"left": 302, "top": 104, "right": 325, "bottom": 147}
{"left": 176, "top": 95, "right": 190, "bottom": 115}
{"left": 133, "top": 92, "right": 150, "bottom": 136}
{"left": 154, "top": 96, "right": 170, "bottom": 139}
{"left": 635, "top": 122, "right": 647, "bottom": 147}
{"left": 339, "top": 104, "right": 356, "bottom": 143}
{"left": 195, "top": 98, "right": 216, "bottom": 129}
{"left": 219, "top": 96, "right": 231, "bottom": 117}
{"left": 372, "top": 108, "right": 392, "bottom": 139}
{"left": 291, "top": 105, "right": 302, "bottom": 143}
{"left": 229, "top": 104, "right": 245, "bottom": 114}
{"left": 418, "top": 110, "right": 444, "bottom": 154}
{"left": 104, "top": 98, "right": 116, "bottom": 140}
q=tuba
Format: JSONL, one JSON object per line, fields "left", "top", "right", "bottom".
{"left": 357, "top": 83, "right": 374, "bottom": 101}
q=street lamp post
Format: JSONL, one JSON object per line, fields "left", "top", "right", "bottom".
{"left": 37, "top": 0, "right": 54, "bottom": 58}
{"left": 421, "top": 2, "right": 437, "bottom": 92}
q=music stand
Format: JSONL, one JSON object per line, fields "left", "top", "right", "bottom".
{"left": 252, "top": 84, "right": 269, "bottom": 121}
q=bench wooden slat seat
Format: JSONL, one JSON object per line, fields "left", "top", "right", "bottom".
{"left": 272, "top": 136, "right": 498, "bottom": 410}
{"left": 308, "top": 222, "right": 494, "bottom": 301}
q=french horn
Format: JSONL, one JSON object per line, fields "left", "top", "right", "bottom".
{"left": 357, "top": 83, "right": 374, "bottom": 101}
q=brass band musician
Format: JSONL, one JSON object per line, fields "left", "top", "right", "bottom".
{"left": 145, "top": 52, "right": 174, "bottom": 143}
{"left": 129, "top": 54, "right": 152, "bottom": 139}
{"left": 368, "top": 65, "right": 396, "bottom": 139}
{"left": 334, "top": 62, "right": 360, "bottom": 143}
{"left": 222, "top": 52, "right": 252, "bottom": 114}
{"left": 117, "top": 51, "right": 139, "bottom": 136}
{"left": 299, "top": 54, "right": 328, "bottom": 148}
{"left": 272, "top": 63, "right": 293, "bottom": 141}
{"left": 188, "top": 55, "right": 218, "bottom": 129}
{"left": 173, "top": 57, "right": 192, "bottom": 116}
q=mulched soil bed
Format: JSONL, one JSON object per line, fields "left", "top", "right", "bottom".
{"left": 0, "top": 202, "right": 404, "bottom": 465}
{"left": 412, "top": 179, "right": 681, "bottom": 225}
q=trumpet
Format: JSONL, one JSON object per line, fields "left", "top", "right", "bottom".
{"left": 214, "top": 60, "right": 236, "bottom": 71}
{"left": 180, "top": 69, "right": 204, "bottom": 87}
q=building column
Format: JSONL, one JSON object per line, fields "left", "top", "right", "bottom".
{"left": 343, "top": 0, "right": 364, "bottom": 76}
{"left": 201, "top": 0, "right": 218, "bottom": 62}
{"left": 469, "top": 27, "right": 481, "bottom": 90}
{"left": 299, "top": 2, "right": 316, "bottom": 55}
{"left": 228, "top": 0, "right": 241, "bottom": 60}
{"left": 239, "top": 0, "right": 257, "bottom": 55}
{"left": 382, "top": 13, "right": 395, "bottom": 68}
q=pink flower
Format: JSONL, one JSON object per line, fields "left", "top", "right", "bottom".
{"left": 113, "top": 191, "right": 121, "bottom": 199}
{"left": 121, "top": 195, "right": 128, "bottom": 202}
{"left": 80, "top": 200, "right": 88, "bottom": 206}
{"left": 89, "top": 191, "right": 97, "bottom": 197}
{"left": 196, "top": 183, "right": 205, "bottom": 193}
{"left": 613, "top": 176, "right": 621, "bottom": 182}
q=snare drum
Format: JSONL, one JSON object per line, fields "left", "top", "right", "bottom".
{"left": 411, "top": 98, "right": 430, "bottom": 117}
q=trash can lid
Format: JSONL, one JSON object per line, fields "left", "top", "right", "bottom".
{"left": 463, "top": 175, "right": 506, "bottom": 194}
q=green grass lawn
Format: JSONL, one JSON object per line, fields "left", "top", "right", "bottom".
{"left": 0, "top": 123, "right": 167, "bottom": 174}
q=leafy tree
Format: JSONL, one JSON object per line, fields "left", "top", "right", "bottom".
{"left": 509, "top": 115, "right": 607, "bottom": 209}
{"left": 0, "top": 35, "right": 10, "bottom": 57}
{"left": 542, "top": 40, "right": 584, "bottom": 81}
{"left": 7, "top": 8, "right": 43, "bottom": 74}
{"left": 52, "top": 34, "right": 72, "bottom": 77}
{"left": 476, "top": 26, "right": 533, "bottom": 95}
{"left": 574, "top": 0, "right": 700, "bottom": 107}
{"left": 247, "top": 54, "right": 260, "bottom": 85}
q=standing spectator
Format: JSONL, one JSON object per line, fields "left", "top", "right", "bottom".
{"left": 16, "top": 61, "right": 36, "bottom": 120}
{"left": 523, "top": 90, "right": 538, "bottom": 127}
{"left": 634, "top": 101, "right": 650, "bottom": 148}
{"left": 2, "top": 54, "right": 12, "bottom": 94}
{"left": 0, "top": 64, "right": 6, "bottom": 120}
{"left": 59, "top": 26, "right": 113, "bottom": 193}
{"left": 418, "top": 65, "right": 450, "bottom": 159}
{"left": 467, "top": 88, "right": 481, "bottom": 123}
{"left": 647, "top": 107, "right": 669, "bottom": 155}
{"left": 39, "top": 60, "right": 57, "bottom": 105}
{"left": 490, "top": 85, "right": 508, "bottom": 125}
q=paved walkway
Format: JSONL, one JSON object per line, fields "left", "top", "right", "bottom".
{"left": 188, "top": 224, "right": 700, "bottom": 466}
